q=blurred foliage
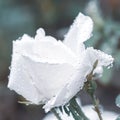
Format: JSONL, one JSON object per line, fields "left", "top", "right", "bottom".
{"left": 85, "top": 0, "right": 120, "bottom": 85}
{"left": 0, "top": 0, "right": 36, "bottom": 83}
{"left": 116, "top": 94, "right": 120, "bottom": 108}
{"left": 116, "top": 116, "right": 120, "bottom": 120}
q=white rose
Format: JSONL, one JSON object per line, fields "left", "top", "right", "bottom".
{"left": 8, "top": 13, "right": 114, "bottom": 112}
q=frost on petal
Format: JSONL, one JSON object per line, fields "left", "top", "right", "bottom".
{"left": 63, "top": 12, "right": 93, "bottom": 54}
{"left": 22, "top": 56, "right": 81, "bottom": 108}
{"left": 13, "top": 34, "right": 38, "bottom": 60}
{"left": 8, "top": 33, "right": 79, "bottom": 104}
{"left": 28, "top": 39, "right": 77, "bottom": 65}
{"left": 43, "top": 63, "right": 91, "bottom": 112}
{"left": 83, "top": 47, "right": 114, "bottom": 74}
{"left": 14, "top": 32, "right": 77, "bottom": 66}
{"left": 8, "top": 54, "right": 42, "bottom": 104}
{"left": 8, "top": 45, "right": 78, "bottom": 105}
{"left": 8, "top": 35, "right": 43, "bottom": 104}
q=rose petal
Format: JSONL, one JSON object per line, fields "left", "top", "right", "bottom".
{"left": 32, "top": 39, "right": 77, "bottom": 65}
{"left": 8, "top": 32, "right": 81, "bottom": 105}
{"left": 43, "top": 62, "right": 91, "bottom": 112}
{"left": 64, "top": 13, "right": 93, "bottom": 54}
{"left": 14, "top": 33, "right": 77, "bottom": 65}
{"left": 8, "top": 54, "right": 42, "bottom": 104}
{"left": 8, "top": 53, "right": 79, "bottom": 105}
{"left": 35, "top": 28, "right": 45, "bottom": 40}
{"left": 23, "top": 56, "right": 78, "bottom": 101}
{"left": 84, "top": 47, "right": 114, "bottom": 70}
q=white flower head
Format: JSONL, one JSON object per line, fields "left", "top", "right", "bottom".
{"left": 8, "top": 12, "right": 114, "bottom": 112}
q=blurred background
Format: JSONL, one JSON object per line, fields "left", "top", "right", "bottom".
{"left": 0, "top": 0, "right": 120, "bottom": 119}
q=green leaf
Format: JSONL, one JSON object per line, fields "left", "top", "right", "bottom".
{"left": 115, "top": 94, "right": 120, "bottom": 108}
{"left": 59, "top": 106, "right": 63, "bottom": 113}
{"left": 63, "top": 106, "right": 70, "bottom": 116}
{"left": 68, "top": 105, "right": 81, "bottom": 120}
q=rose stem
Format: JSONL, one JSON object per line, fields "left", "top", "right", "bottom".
{"left": 91, "top": 94, "right": 103, "bottom": 120}
{"left": 69, "top": 97, "right": 90, "bottom": 120}
{"left": 51, "top": 108, "right": 62, "bottom": 120}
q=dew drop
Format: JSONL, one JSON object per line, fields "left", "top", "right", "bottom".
{"left": 18, "top": 37, "right": 22, "bottom": 40}
{"left": 9, "top": 66, "right": 11, "bottom": 70}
